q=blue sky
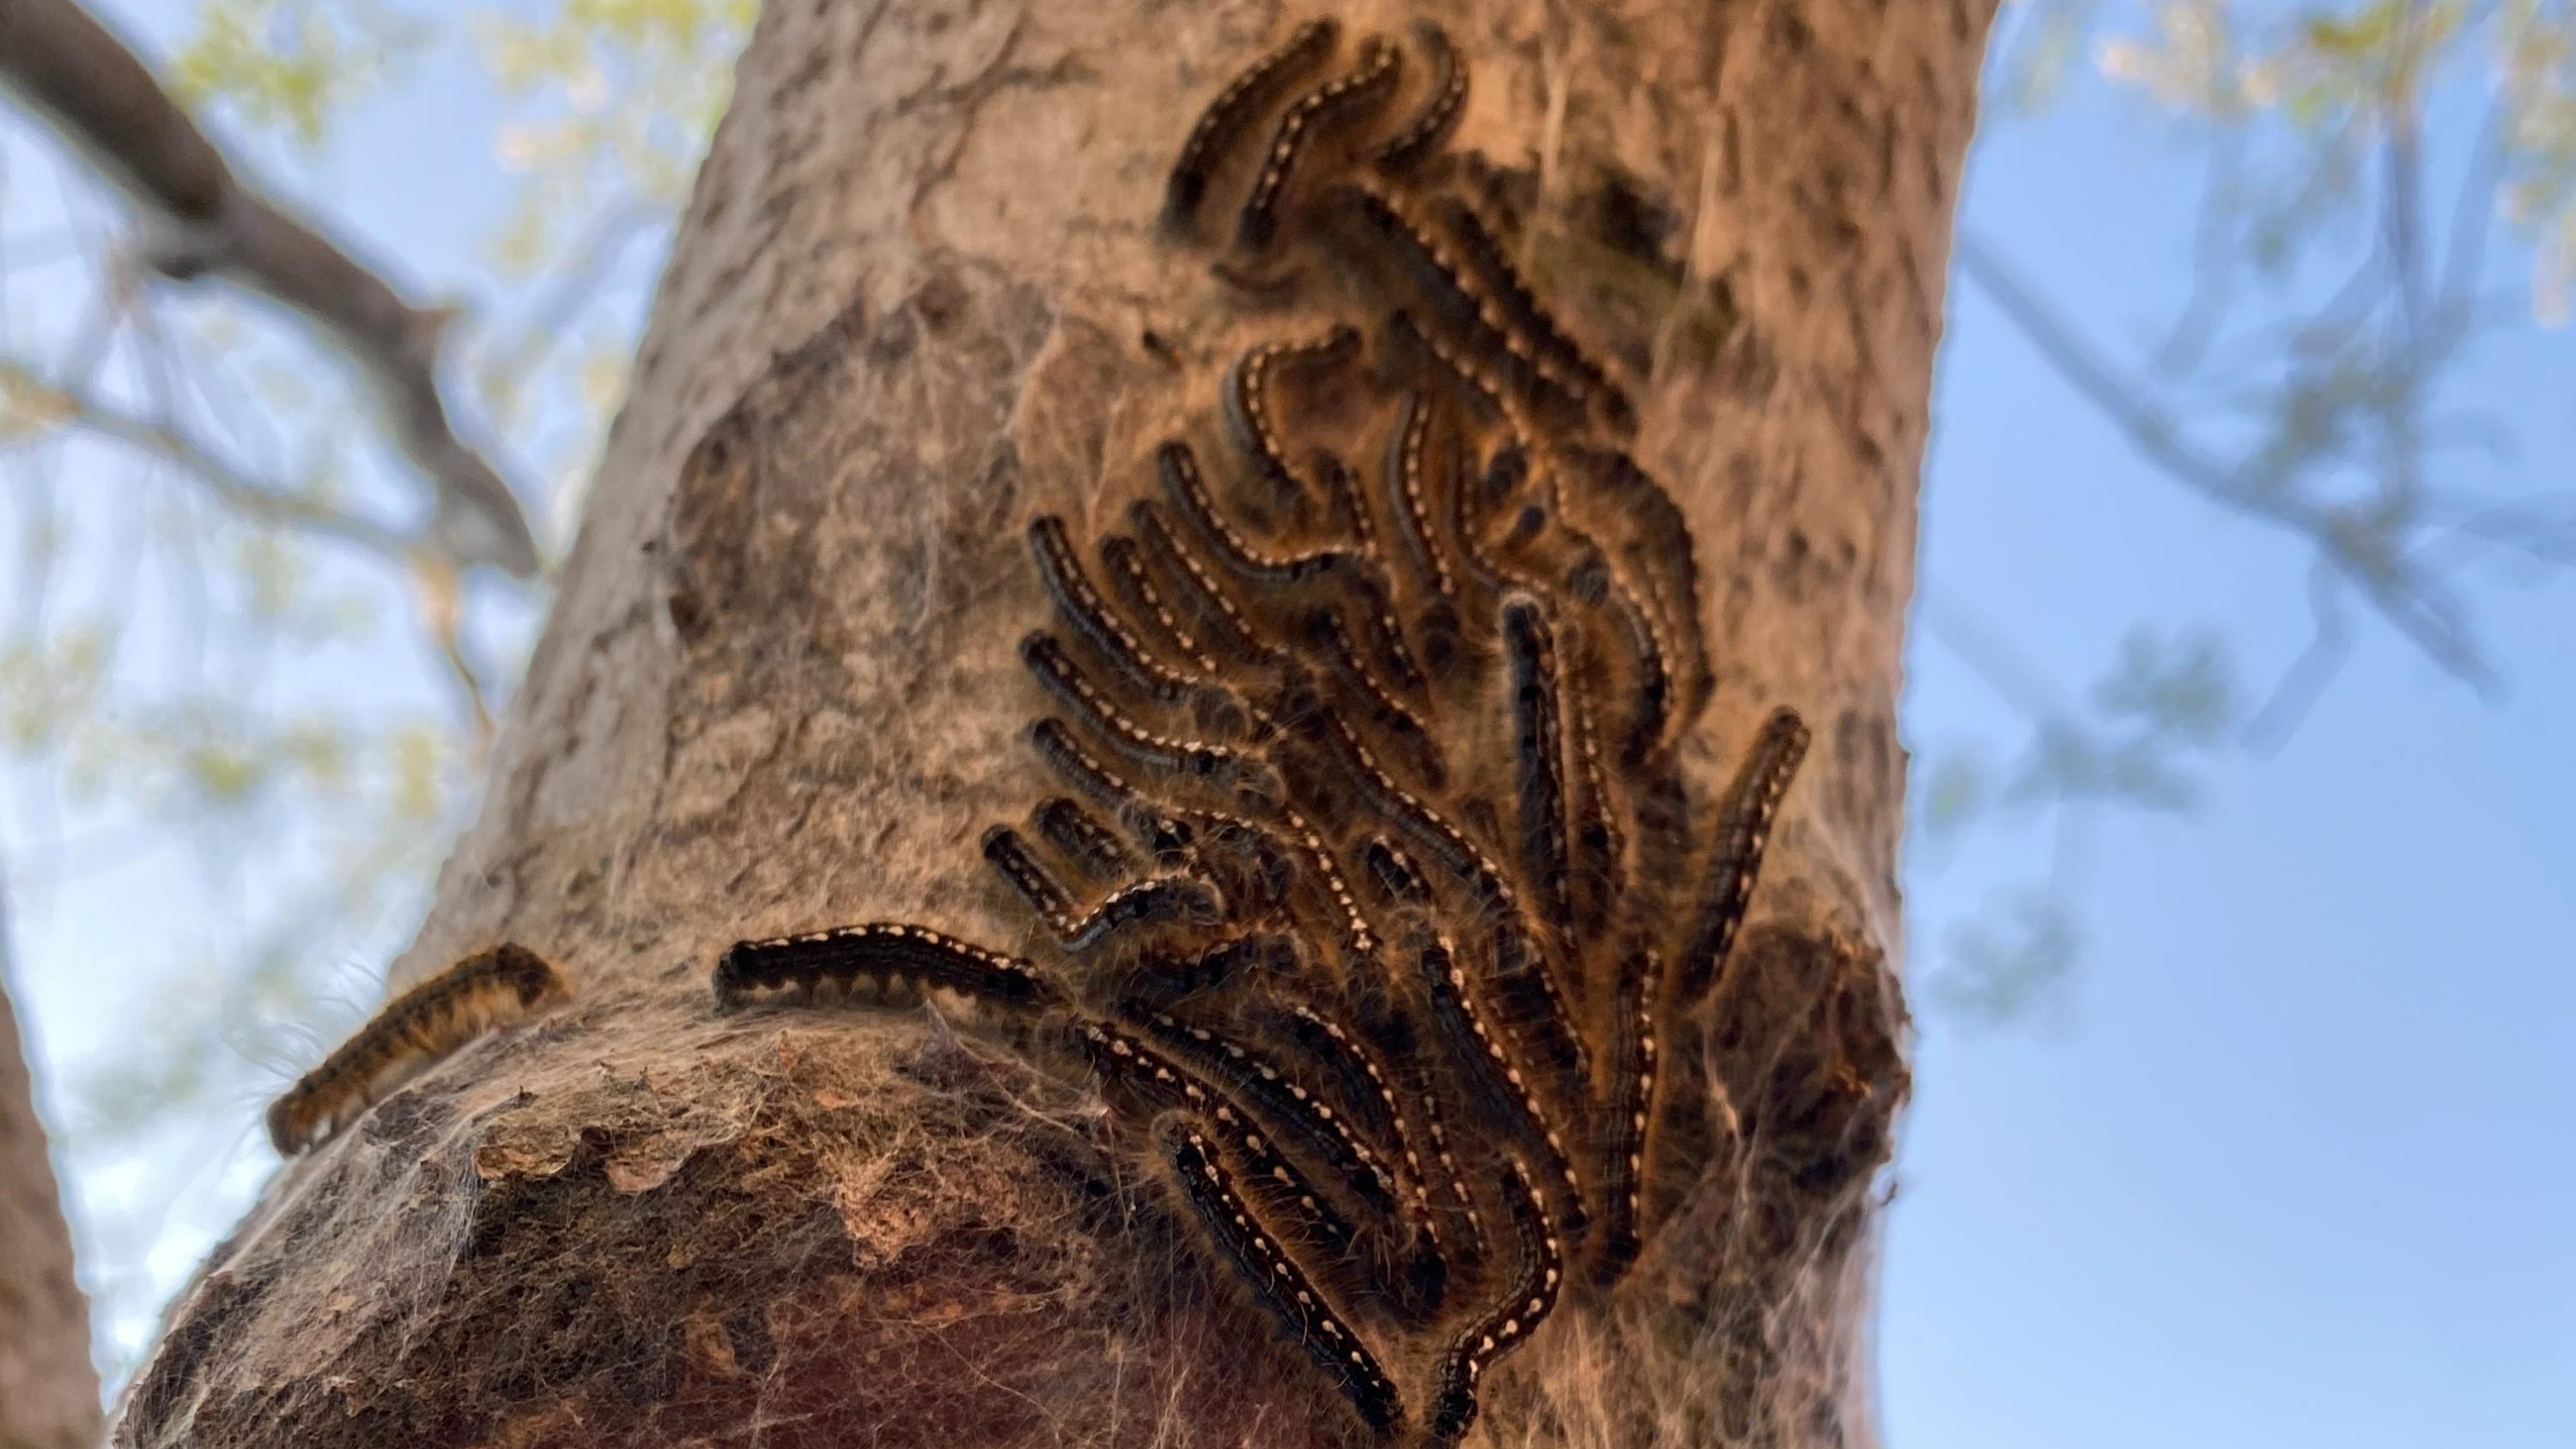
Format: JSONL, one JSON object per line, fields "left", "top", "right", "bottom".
{"left": 5, "top": 1, "right": 2570, "bottom": 1439}
{"left": 1890, "top": 32, "right": 2575, "bottom": 1446}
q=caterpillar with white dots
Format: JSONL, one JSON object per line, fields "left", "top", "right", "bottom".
{"left": 713, "top": 17, "right": 1814, "bottom": 1443}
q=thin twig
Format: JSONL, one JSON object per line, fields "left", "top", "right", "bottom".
{"left": 410, "top": 561, "right": 496, "bottom": 749}
{"left": 2240, "top": 563, "right": 2352, "bottom": 753}
{"left": 477, "top": 197, "right": 665, "bottom": 423}
{"left": 0, "top": 358, "right": 416, "bottom": 559}
{"left": 1916, "top": 586, "right": 2075, "bottom": 725}
{"left": 1956, "top": 231, "right": 2497, "bottom": 691}
{"left": 0, "top": 0, "right": 541, "bottom": 577}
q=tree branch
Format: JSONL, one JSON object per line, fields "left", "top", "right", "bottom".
{"left": 1, "top": 356, "right": 417, "bottom": 559}
{"left": 1956, "top": 230, "right": 2497, "bottom": 692}
{"left": 474, "top": 196, "right": 665, "bottom": 427}
{"left": 0, "top": 0, "right": 542, "bottom": 579}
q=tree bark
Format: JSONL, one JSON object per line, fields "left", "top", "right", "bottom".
{"left": 3, "top": 904, "right": 104, "bottom": 1449}
{"left": 115, "top": 1, "right": 1992, "bottom": 1445}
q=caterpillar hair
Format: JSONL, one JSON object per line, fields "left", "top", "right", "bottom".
{"left": 268, "top": 944, "right": 569, "bottom": 1155}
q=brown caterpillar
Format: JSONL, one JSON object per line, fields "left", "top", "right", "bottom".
{"left": 1675, "top": 706, "right": 1810, "bottom": 1001}
{"left": 1158, "top": 436, "right": 1351, "bottom": 586}
{"left": 1413, "top": 935, "right": 1588, "bottom": 1241}
{"left": 1313, "top": 447, "right": 1382, "bottom": 556}
{"left": 1404, "top": 1038, "right": 1490, "bottom": 1264}
{"left": 1447, "top": 438, "right": 1552, "bottom": 609}
{"left": 1223, "top": 324, "right": 1361, "bottom": 512}
{"left": 1021, "top": 632, "right": 1283, "bottom": 807}
{"left": 1304, "top": 604, "right": 1449, "bottom": 790}
{"left": 1384, "top": 390, "right": 1460, "bottom": 601}
{"left": 1161, "top": 803, "right": 1297, "bottom": 917}
{"left": 979, "top": 825, "right": 1223, "bottom": 952}
{"left": 1117, "top": 934, "right": 1292, "bottom": 1002}
{"left": 1336, "top": 179, "right": 1595, "bottom": 422}
{"left": 1027, "top": 716, "right": 1195, "bottom": 864}
{"left": 1428, "top": 194, "right": 1636, "bottom": 431}
{"left": 714, "top": 923, "right": 1058, "bottom": 1014}
{"left": 268, "top": 943, "right": 569, "bottom": 1155}
{"left": 1349, "top": 979, "right": 1492, "bottom": 1267}
{"left": 1484, "top": 917, "right": 1595, "bottom": 1100}
{"left": 1164, "top": 17, "right": 1340, "bottom": 226}
{"left": 1592, "top": 560, "right": 1678, "bottom": 767}
{"left": 1370, "top": 21, "right": 1467, "bottom": 173}
{"left": 1127, "top": 499, "right": 1287, "bottom": 673}
{"left": 1567, "top": 444, "right": 1716, "bottom": 724}
{"left": 1203, "top": 1092, "right": 1372, "bottom": 1270}
{"left": 1077, "top": 1023, "right": 1401, "bottom": 1407}
{"left": 1314, "top": 708, "right": 1514, "bottom": 913}
{"left": 1097, "top": 531, "right": 1225, "bottom": 677}
{"left": 1504, "top": 597, "right": 1576, "bottom": 939}
{"left": 1033, "top": 796, "right": 1138, "bottom": 883}
{"left": 1271, "top": 803, "right": 1382, "bottom": 963}
{"left": 1427, "top": 1155, "right": 1564, "bottom": 1446}
{"left": 1561, "top": 652, "right": 1627, "bottom": 937}
{"left": 1161, "top": 1121, "right": 1404, "bottom": 1430}
{"left": 1238, "top": 35, "right": 1405, "bottom": 249}
{"left": 705, "top": 21, "right": 1831, "bottom": 1440}
{"left": 1130, "top": 1006, "right": 1401, "bottom": 1216}
{"left": 1361, "top": 834, "right": 1433, "bottom": 907}
{"left": 1591, "top": 945, "right": 1665, "bottom": 1285}
{"left": 1156, "top": 438, "right": 1430, "bottom": 694}
{"left": 1029, "top": 515, "right": 1250, "bottom": 737}
{"left": 1268, "top": 1003, "right": 1434, "bottom": 1224}
{"left": 1390, "top": 306, "right": 1540, "bottom": 452}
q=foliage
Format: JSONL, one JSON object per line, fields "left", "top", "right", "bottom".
{"left": 165, "top": 0, "right": 432, "bottom": 147}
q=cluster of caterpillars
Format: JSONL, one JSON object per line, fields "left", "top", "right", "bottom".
{"left": 714, "top": 17, "right": 1809, "bottom": 1446}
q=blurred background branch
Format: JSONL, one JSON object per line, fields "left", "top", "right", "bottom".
{"left": 0, "top": 0, "right": 538, "bottom": 576}
{"left": 1914, "top": 0, "right": 2573, "bottom": 1021}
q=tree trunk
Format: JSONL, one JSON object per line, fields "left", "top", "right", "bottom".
{"left": 3, "top": 945, "right": 104, "bottom": 1449}
{"left": 115, "top": 1, "right": 1990, "bottom": 1445}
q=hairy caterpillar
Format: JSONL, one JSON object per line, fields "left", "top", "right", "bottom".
{"left": 1164, "top": 18, "right": 1340, "bottom": 226}
{"left": 708, "top": 18, "right": 1826, "bottom": 1440}
{"left": 268, "top": 944, "right": 568, "bottom": 1155}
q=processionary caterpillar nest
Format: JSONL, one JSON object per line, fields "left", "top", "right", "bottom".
{"left": 711, "top": 15, "right": 1813, "bottom": 1446}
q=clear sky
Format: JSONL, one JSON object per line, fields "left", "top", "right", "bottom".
{"left": 4, "top": 2, "right": 2569, "bottom": 1440}
{"left": 1890, "top": 30, "right": 2576, "bottom": 1447}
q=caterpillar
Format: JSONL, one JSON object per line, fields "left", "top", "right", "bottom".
{"left": 269, "top": 943, "right": 569, "bottom": 1155}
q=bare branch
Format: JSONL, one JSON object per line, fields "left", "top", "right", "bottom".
{"left": 0, "top": 0, "right": 541, "bottom": 578}
{"left": 2240, "top": 563, "right": 2353, "bottom": 753}
{"left": 410, "top": 559, "right": 496, "bottom": 749}
{"left": 1, "top": 357, "right": 416, "bottom": 559}
{"left": 1956, "top": 231, "right": 2498, "bottom": 692}
{"left": 2153, "top": 130, "right": 2248, "bottom": 375}
{"left": 476, "top": 197, "right": 665, "bottom": 421}
{"left": 1917, "top": 585, "right": 2075, "bottom": 726}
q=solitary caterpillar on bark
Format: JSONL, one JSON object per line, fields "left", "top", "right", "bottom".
{"left": 268, "top": 943, "right": 568, "bottom": 1155}
{"left": 715, "top": 17, "right": 1814, "bottom": 1444}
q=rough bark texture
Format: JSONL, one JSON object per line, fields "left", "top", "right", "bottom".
{"left": 2, "top": 971, "right": 104, "bottom": 1449}
{"left": 116, "top": 1, "right": 1991, "bottom": 1445}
